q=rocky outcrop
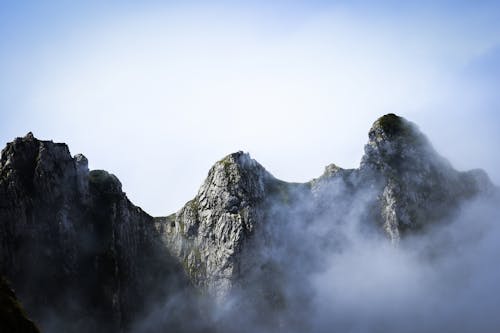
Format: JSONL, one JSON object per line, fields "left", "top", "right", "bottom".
{"left": 0, "top": 133, "right": 193, "bottom": 333}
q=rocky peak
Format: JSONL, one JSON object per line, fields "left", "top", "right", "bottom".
{"left": 156, "top": 152, "right": 274, "bottom": 300}
{"left": 0, "top": 132, "right": 88, "bottom": 199}
{"left": 361, "top": 113, "right": 442, "bottom": 173}
{"left": 196, "top": 151, "right": 271, "bottom": 213}
{"left": 369, "top": 113, "right": 414, "bottom": 139}
{"left": 359, "top": 114, "right": 490, "bottom": 241}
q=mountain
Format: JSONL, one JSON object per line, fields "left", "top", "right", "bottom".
{"left": 0, "top": 114, "right": 495, "bottom": 332}
{"left": 157, "top": 114, "right": 493, "bottom": 298}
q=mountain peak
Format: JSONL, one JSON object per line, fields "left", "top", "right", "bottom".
{"left": 24, "top": 132, "right": 35, "bottom": 140}
{"left": 371, "top": 113, "right": 407, "bottom": 137}
{"left": 215, "top": 151, "right": 266, "bottom": 174}
{"left": 368, "top": 113, "right": 426, "bottom": 144}
{"left": 362, "top": 113, "right": 437, "bottom": 172}
{"left": 359, "top": 114, "right": 491, "bottom": 240}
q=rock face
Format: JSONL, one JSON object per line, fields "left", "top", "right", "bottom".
{"left": 0, "top": 133, "right": 193, "bottom": 333}
{"left": 0, "top": 114, "right": 495, "bottom": 332}
{"left": 154, "top": 152, "right": 273, "bottom": 300}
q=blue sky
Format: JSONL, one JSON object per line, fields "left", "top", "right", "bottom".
{"left": 1, "top": 1, "right": 500, "bottom": 215}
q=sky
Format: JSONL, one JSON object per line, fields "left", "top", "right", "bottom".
{"left": 1, "top": 0, "right": 500, "bottom": 216}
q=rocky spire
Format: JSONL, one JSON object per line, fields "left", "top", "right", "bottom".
{"left": 155, "top": 151, "right": 274, "bottom": 300}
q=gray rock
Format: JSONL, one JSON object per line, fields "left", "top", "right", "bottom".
{"left": 155, "top": 152, "right": 273, "bottom": 301}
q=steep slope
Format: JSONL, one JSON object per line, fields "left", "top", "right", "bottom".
{"left": 0, "top": 133, "right": 195, "bottom": 333}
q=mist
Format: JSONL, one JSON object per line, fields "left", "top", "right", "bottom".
{"left": 112, "top": 136, "right": 500, "bottom": 333}
{"left": 196, "top": 176, "right": 500, "bottom": 333}
{"left": 310, "top": 196, "right": 500, "bottom": 333}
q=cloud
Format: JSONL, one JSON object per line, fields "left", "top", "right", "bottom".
{"left": 308, "top": 199, "right": 499, "bottom": 332}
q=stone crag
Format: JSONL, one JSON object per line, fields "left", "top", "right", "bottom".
{"left": 0, "top": 133, "right": 197, "bottom": 333}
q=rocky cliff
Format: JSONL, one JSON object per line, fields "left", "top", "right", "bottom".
{"left": 0, "top": 133, "right": 197, "bottom": 333}
{"left": 0, "top": 114, "right": 495, "bottom": 332}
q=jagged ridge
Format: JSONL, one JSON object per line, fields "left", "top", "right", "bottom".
{"left": 155, "top": 113, "right": 494, "bottom": 300}
{"left": 0, "top": 114, "right": 495, "bottom": 332}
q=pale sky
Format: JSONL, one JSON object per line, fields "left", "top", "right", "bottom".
{"left": 1, "top": 1, "right": 499, "bottom": 215}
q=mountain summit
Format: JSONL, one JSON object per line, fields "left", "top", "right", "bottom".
{"left": 362, "top": 114, "right": 492, "bottom": 238}
{"left": 0, "top": 114, "right": 495, "bottom": 333}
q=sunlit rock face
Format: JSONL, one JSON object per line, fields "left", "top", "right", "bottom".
{"left": 0, "top": 114, "right": 495, "bottom": 333}
{"left": 155, "top": 152, "right": 274, "bottom": 300}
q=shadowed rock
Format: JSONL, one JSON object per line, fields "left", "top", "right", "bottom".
{"left": 0, "top": 133, "right": 199, "bottom": 333}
